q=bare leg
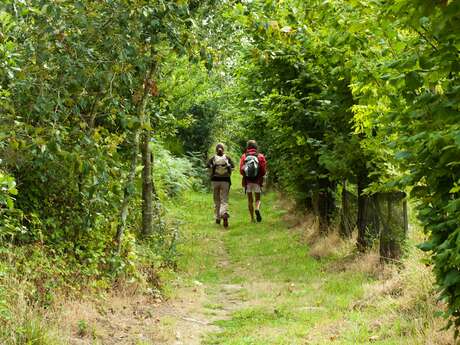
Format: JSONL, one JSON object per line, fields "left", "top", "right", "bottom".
{"left": 255, "top": 192, "right": 261, "bottom": 210}
{"left": 255, "top": 192, "right": 262, "bottom": 222}
{"left": 247, "top": 192, "right": 255, "bottom": 222}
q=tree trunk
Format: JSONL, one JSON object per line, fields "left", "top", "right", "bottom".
{"left": 139, "top": 62, "right": 157, "bottom": 238}
{"left": 356, "top": 175, "right": 366, "bottom": 250}
{"left": 379, "top": 192, "right": 408, "bottom": 263}
{"left": 356, "top": 173, "right": 379, "bottom": 251}
{"left": 141, "top": 130, "right": 153, "bottom": 237}
{"left": 304, "top": 195, "right": 314, "bottom": 212}
{"left": 115, "top": 131, "right": 139, "bottom": 252}
{"left": 317, "top": 178, "right": 335, "bottom": 235}
{"left": 116, "top": 61, "right": 157, "bottom": 244}
{"left": 339, "top": 179, "right": 354, "bottom": 238}
{"left": 317, "top": 191, "right": 329, "bottom": 235}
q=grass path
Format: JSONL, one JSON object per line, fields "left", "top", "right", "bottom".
{"left": 163, "top": 186, "right": 418, "bottom": 345}
{"left": 60, "top": 186, "right": 444, "bottom": 344}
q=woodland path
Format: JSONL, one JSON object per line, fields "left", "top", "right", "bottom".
{"left": 150, "top": 188, "right": 391, "bottom": 345}
{"left": 65, "top": 186, "right": 420, "bottom": 345}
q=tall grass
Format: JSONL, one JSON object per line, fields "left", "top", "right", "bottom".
{"left": 301, "top": 218, "right": 453, "bottom": 344}
{"left": 0, "top": 275, "right": 62, "bottom": 345}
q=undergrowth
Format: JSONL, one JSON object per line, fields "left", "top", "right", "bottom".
{"left": 0, "top": 144, "right": 202, "bottom": 344}
{"left": 293, "top": 211, "right": 452, "bottom": 344}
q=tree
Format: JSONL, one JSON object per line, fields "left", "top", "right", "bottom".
{"left": 354, "top": 0, "right": 460, "bottom": 329}
{"left": 0, "top": 0, "right": 214, "bottom": 269}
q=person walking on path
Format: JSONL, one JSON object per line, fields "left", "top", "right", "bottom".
{"left": 207, "top": 143, "right": 235, "bottom": 228}
{"left": 240, "top": 140, "right": 267, "bottom": 223}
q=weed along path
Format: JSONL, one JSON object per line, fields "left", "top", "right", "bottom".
{"left": 162, "top": 187, "right": 406, "bottom": 345}
{"left": 62, "top": 187, "right": 444, "bottom": 344}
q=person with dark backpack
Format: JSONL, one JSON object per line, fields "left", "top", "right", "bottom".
{"left": 240, "top": 140, "right": 267, "bottom": 223}
{"left": 207, "top": 143, "right": 235, "bottom": 228}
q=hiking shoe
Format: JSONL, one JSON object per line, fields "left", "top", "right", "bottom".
{"left": 255, "top": 209, "right": 262, "bottom": 222}
{"left": 223, "top": 213, "right": 229, "bottom": 228}
{"left": 216, "top": 219, "right": 221, "bottom": 225}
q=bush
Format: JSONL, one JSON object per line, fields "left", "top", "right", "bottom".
{"left": 152, "top": 141, "right": 204, "bottom": 198}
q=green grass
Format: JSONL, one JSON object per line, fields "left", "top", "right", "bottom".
{"left": 170, "top": 183, "right": 447, "bottom": 345}
{"left": 0, "top": 316, "right": 63, "bottom": 345}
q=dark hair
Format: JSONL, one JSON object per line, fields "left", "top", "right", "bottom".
{"left": 246, "top": 140, "right": 258, "bottom": 150}
{"left": 216, "top": 143, "right": 225, "bottom": 153}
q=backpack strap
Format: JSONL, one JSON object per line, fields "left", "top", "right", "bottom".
{"left": 214, "top": 154, "right": 227, "bottom": 165}
{"left": 212, "top": 154, "right": 229, "bottom": 176}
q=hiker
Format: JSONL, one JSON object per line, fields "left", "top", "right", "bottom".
{"left": 240, "top": 140, "right": 267, "bottom": 223}
{"left": 207, "top": 143, "right": 235, "bottom": 228}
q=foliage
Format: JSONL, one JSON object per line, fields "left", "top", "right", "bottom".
{"left": 228, "top": 0, "right": 369, "bottom": 208}
{"left": 221, "top": 0, "right": 459, "bottom": 329}
{"left": 347, "top": 0, "right": 460, "bottom": 329}
{"left": 0, "top": 1, "right": 216, "bottom": 332}
{"left": 152, "top": 141, "right": 203, "bottom": 198}
{"left": 0, "top": 0, "right": 458, "bottom": 335}
{"left": 390, "top": 1, "right": 459, "bottom": 329}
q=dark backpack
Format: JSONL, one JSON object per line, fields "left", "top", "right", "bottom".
{"left": 243, "top": 154, "right": 259, "bottom": 180}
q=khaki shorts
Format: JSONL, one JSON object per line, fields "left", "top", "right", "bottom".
{"left": 246, "top": 183, "right": 261, "bottom": 193}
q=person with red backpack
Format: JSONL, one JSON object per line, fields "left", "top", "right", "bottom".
{"left": 240, "top": 140, "right": 267, "bottom": 223}
{"left": 207, "top": 143, "right": 235, "bottom": 228}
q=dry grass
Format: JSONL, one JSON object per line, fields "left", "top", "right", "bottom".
{"left": 308, "top": 230, "right": 345, "bottom": 259}
{"left": 347, "top": 239, "right": 453, "bottom": 344}
{"left": 304, "top": 319, "right": 352, "bottom": 344}
{"left": 361, "top": 249, "right": 453, "bottom": 344}
{"left": 287, "top": 208, "right": 455, "bottom": 344}
{"left": 347, "top": 251, "right": 382, "bottom": 276}
{"left": 282, "top": 209, "right": 320, "bottom": 244}
{"left": 0, "top": 278, "right": 62, "bottom": 345}
{"left": 55, "top": 290, "right": 169, "bottom": 345}
{"left": 0, "top": 266, "right": 172, "bottom": 345}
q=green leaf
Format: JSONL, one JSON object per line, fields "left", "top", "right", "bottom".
{"left": 417, "top": 241, "right": 435, "bottom": 252}
{"left": 405, "top": 71, "right": 423, "bottom": 89}
{"left": 444, "top": 271, "right": 460, "bottom": 288}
